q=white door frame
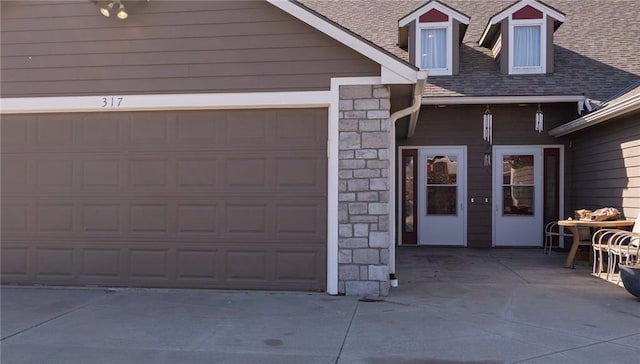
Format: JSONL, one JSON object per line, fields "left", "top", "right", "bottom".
{"left": 491, "top": 145, "right": 565, "bottom": 247}
{"left": 397, "top": 145, "right": 467, "bottom": 246}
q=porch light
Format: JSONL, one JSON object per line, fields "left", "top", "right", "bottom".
{"left": 99, "top": 2, "right": 114, "bottom": 17}
{"left": 116, "top": 3, "right": 128, "bottom": 19}
{"left": 100, "top": 1, "right": 128, "bottom": 20}
{"left": 483, "top": 104, "right": 493, "bottom": 144}
{"left": 535, "top": 104, "right": 544, "bottom": 132}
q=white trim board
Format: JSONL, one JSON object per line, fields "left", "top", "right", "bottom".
{"left": 0, "top": 91, "right": 333, "bottom": 114}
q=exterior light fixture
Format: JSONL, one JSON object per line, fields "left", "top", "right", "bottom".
{"left": 483, "top": 104, "right": 493, "bottom": 144}
{"left": 99, "top": 1, "right": 128, "bottom": 20}
{"left": 100, "top": 2, "right": 114, "bottom": 17}
{"left": 535, "top": 104, "right": 544, "bottom": 132}
{"left": 116, "top": 3, "right": 128, "bottom": 19}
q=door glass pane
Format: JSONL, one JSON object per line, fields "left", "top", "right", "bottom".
{"left": 426, "top": 155, "right": 457, "bottom": 215}
{"left": 404, "top": 155, "right": 415, "bottom": 233}
{"left": 502, "top": 154, "right": 534, "bottom": 215}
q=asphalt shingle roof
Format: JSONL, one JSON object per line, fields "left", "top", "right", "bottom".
{"left": 298, "top": 0, "right": 640, "bottom": 103}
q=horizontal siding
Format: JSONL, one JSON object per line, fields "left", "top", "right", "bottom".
{"left": 569, "top": 113, "right": 640, "bottom": 220}
{"left": 0, "top": 1, "right": 380, "bottom": 97}
{"left": 398, "top": 104, "right": 576, "bottom": 248}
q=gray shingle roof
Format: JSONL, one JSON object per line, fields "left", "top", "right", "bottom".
{"left": 298, "top": 0, "right": 640, "bottom": 103}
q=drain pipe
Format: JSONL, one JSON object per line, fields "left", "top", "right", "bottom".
{"left": 388, "top": 71, "right": 427, "bottom": 288}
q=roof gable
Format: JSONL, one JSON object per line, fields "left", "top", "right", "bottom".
{"left": 398, "top": 0, "right": 470, "bottom": 27}
{"left": 479, "top": 0, "right": 565, "bottom": 47}
{"left": 397, "top": 0, "right": 470, "bottom": 49}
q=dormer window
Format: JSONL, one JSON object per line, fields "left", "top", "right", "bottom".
{"left": 510, "top": 6, "right": 545, "bottom": 74}
{"left": 479, "top": 0, "right": 565, "bottom": 75}
{"left": 418, "top": 22, "right": 449, "bottom": 71}
{"left": 398, "top": 1, "right": 469, "bottom": 76}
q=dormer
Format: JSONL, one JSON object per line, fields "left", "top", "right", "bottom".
{"left": 398, "top": 1, "right": 469, "bottom": 76}
{"left": 479, "top": 0, "right": 565, "bottom": 75}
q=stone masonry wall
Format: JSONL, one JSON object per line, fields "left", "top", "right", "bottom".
{"left": 338, "top": 84, "right": 391, "bottom": 296}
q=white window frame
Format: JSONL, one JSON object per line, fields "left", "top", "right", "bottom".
{"left": 415, "top": 20, "right": 453, "bottom": 76}
{"left": 508, "top": 17, "right": 547, "bottom": 74}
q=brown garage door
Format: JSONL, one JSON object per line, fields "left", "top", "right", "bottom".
{"left": 1, "top": 109, "right": 327, "bottom": 291}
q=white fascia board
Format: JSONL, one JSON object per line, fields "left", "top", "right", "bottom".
{"left": 268, "top": 0, "right": 418, "bottom": 84}
{"left": 0, "top": 91, "right": 333, "bottom": 114}
{"left": 421, "top": 95, "right": 585, "bottom": 105}
{"left": 549, "top": 94, "right": 640, "bottom": 137}
{"left": 398, "top": 1, "right": 469, "bottom": 27}
{"left": 491, "top": 0, "right": 565, "bottom": 25}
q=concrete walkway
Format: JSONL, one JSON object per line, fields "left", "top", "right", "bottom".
{"left": 2, "top": 247, "right": 639, "bottom": 363}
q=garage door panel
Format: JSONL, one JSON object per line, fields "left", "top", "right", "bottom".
{"left": 176, "top": 112, "right": 223, "bottom": 145}
{"left": 1, "top": 157, "right": 30, "bottom": 190}
{"left": 37, "top": 248, "right": 75, "bottom": 276}
{"left": 82, "top": 203, "right": 121, "bottom": 233}
{"left": 275, "top": 109, "right": 326, "bottom": 146}
{"left": 82, "top": 159, "right": 121, "bottom": 187}
{"left": 1, "top": 117, "right": 29, "bottom": 147}
{"left": 1, "top": 109, "right": 327, "bottom": 291}
{"left": 129, "top": 158, "right": 170, "bottom": 187}
{"left": 129, "top": 204, "right": 169, "bottom": 233}
{"left": 1, "top": 202, "right": 30, "bottom": 233}
{"left": 37, "top": 203, "right": 74, "bottom": 232}
{"left": 36, "top": 117, "right": 74, "bottom": 146}
{"left": 129, "top": 249, "right": 170, "bottom": 279}
{"left": 1, "top": 248, "right": 29, "bottom": 276}
{"left": 176, "top": 158, "right": 218, "bottom": 187}
{"left": 176, "top": 250, "right": 218, "bottom": 279}
{"left": 81, "top": 115, "right": 122, "bottom": 146}
{"left": 275, "top": 203, "right": 324, "bottom": 235}
{"left": 127, "top": 115, "right": 172, "bottom": 145}
{"left": 36, "top": 159, "right": 74, "bottom": 188}
{"left": 276, "top": 156, "right": 324, "bottom": 188}
{"left": 225, "top": 110, "right": 273, "bottom": 145}
{"left": 225, "top": 157, "right": 268, "bottom": 187}
{"left": 82, "top": 249, "right": 122, "bottom": 278}
{"left": 177, "top": 204, "right": 217, "bottom": 233}
{"left": 276, "top": 251, "right": 321, "bottom": 281}
{"left": 226, "top": 250, "right": 269, "bottom": 281}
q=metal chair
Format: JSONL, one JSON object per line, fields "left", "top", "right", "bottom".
{"left": 544, "top": 221, "right": 580, "bottom": 255}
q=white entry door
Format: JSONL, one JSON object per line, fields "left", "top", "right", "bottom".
{"left": 417, "top": 147, "right": 466, "bottom": 246}
{"left": 493, "top": 146, "right": 543, "bottom": 246}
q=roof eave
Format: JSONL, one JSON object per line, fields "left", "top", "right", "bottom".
{"left": 549, "top": 94, "right": 640, "bottom": 137}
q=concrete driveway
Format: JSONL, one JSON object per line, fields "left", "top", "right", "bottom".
{"left": 2, "top": 247, "right": 639, "bottom": 363}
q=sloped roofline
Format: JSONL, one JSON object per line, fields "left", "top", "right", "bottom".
{"left": 549, "top": 82, "right": 640, "bottom": 137}
{"left": 269, "top": 0, "right": 421, "bottom": 84}
{"left": 479, "top": 0, "right": 566, "bottom": 47}
{"left": 398, "top": 0, "right": 470, "bottom": 27}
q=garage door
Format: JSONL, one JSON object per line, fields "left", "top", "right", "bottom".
{"left": 1, "top": 109, "right": 327, "bottom": 291}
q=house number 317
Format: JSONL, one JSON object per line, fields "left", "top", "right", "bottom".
{"left": 101, "top": 97, "right": 124, "bottom": 108}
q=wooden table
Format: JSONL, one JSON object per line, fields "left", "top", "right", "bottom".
{"left": 557, "top": 219, "right": 634, "bottom": 268}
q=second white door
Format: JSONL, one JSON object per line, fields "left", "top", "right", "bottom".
{"left": 417, "top": 147, "right": 466, "bottom": 246}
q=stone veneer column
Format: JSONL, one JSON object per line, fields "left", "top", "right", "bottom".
{"left": 337, "top": 84, "right": 391, "bottom": 296}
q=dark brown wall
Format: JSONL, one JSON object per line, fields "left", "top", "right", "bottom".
{"left": 546, "top": 16, "right": 554, "bottom": 73}
{"left": 564, "top": 112, "right": 640, "bottom": 220}
{"left": 398, "top": 103, "right": 576, "bottom": 247}
{"left": 0, "top": 1, "right": 380, "bottom": 97}
{"left": 452, "top": 20, "right": 460, "bottom": 75}
{"left": 499, "top": 19, "right": 509, "bottom": 74}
